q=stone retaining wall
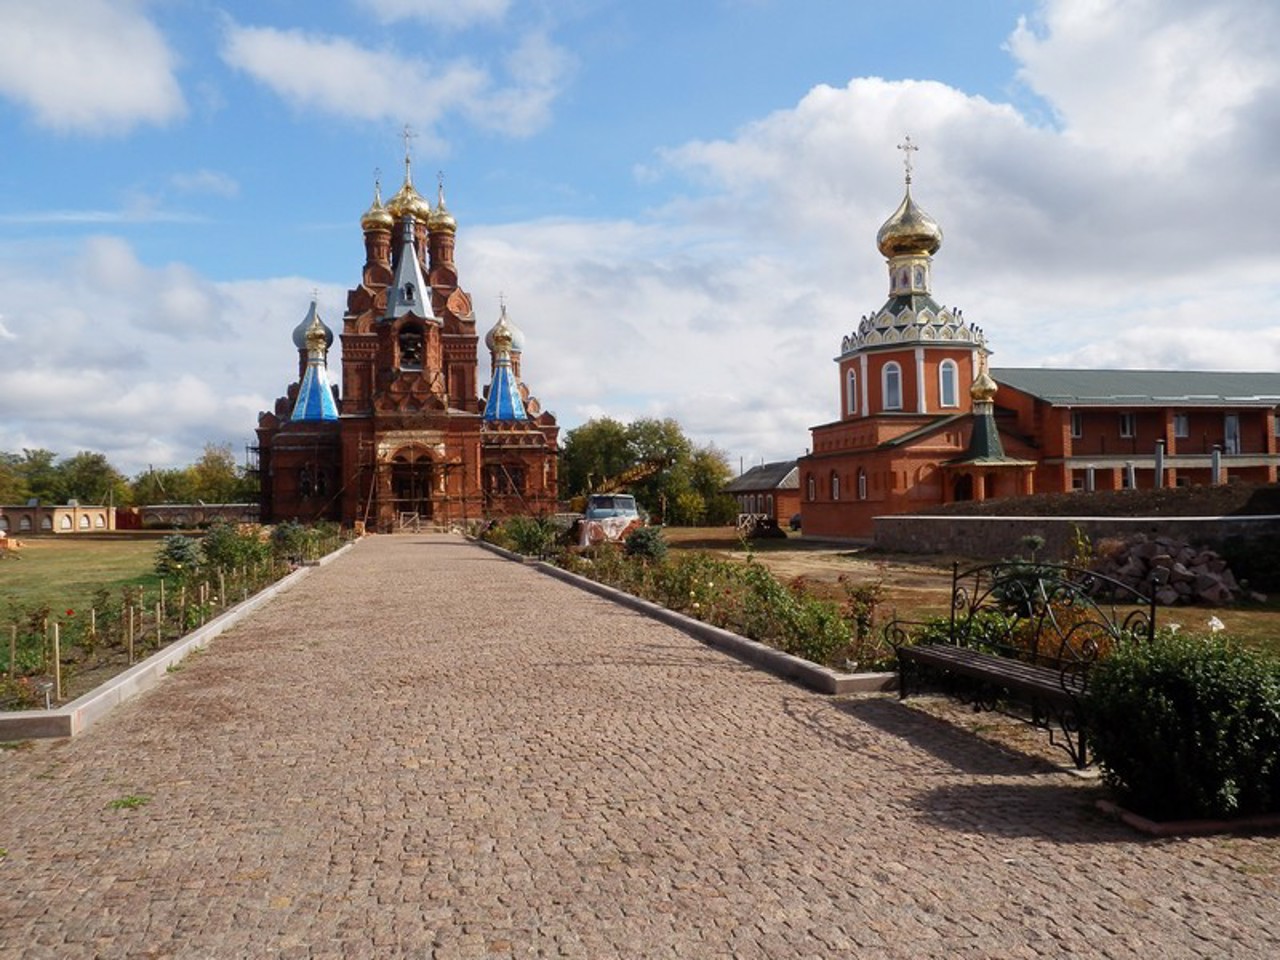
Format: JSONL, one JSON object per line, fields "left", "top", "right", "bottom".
{"left": 873, "top": 514, "right": 1280, "bottom": 559}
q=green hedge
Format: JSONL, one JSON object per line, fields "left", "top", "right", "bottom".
{"left": 1087, "top": 633, "right": 1280, "bottom": 821}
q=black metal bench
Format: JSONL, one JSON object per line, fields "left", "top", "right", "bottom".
{"left": 885, "top": 561, "right": 1159, "bottom": 768}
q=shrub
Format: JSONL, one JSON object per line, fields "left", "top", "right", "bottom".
{"left": 200, "top": 521, "right": 269, "bottom": 570}
{"left": 624, "top": 525, "right": 667, "bottom": 562}
{"left": 1220, "top": 535, "right": 1280, "bottom": 592}
{"left": 500, "top": 515, "right": 559, "bottom": 558}
{"left": 155, "top": 535, "right": 202, "bottom": 581}
{"left": 270, "top": 521, "right": 310, "bottom": 562}
{"left": 1087, "top": 633, "right": 1280, "bottom": 820}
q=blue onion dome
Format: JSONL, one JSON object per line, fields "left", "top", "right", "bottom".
{"left": 292, "top": 299, "right": 334, "bottom": 350}
{"left": 484, "top": 302, "right": 525, "bottom": 354}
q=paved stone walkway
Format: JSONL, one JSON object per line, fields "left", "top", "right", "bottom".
{"left": 1, "top": 535, "right": 1277, "bottom": 959}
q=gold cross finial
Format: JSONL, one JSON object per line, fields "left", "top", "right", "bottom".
{"left": 898, "top": 135, "right": 918, "bottom": 185}
{"left": 402, "top": 124, "right": 417, "bottom": 182}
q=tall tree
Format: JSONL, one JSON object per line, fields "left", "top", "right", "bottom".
{"left": 560, "top": 418, "right": 634, "bottom": 498}
{"left": 17, "top": 449, "right": 63, "bottom": 503}
{"left": 188, "top": 443, "right": 248, "bottom": 503}
{"left": 58, "top": 451, "right": 129, "bottom": 505}
{"left": 0, "top": 452, "right": 26, "bottom": 504}
{"left": 559, "top": 417, "right": 735, "bottom": 525}
{"left": 130, "top": 466, "right": 197, "bottom": 505}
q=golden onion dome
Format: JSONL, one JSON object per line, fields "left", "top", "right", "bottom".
{"left": 970, "top": 355, "right": 998, "bottom": 403}
{"left": 386, "top": 179, "right": 432, "bottom": 222}
{"left": 360, "top": 180, "right": 393, "bottom": 231}
{"left": 429, "top": 195, "right": 456, "bottom": 234}
{"left": 876, "top": 188, "right": 943, "bottom": 259}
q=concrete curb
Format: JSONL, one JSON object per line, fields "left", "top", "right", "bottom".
{"left": 1095, "top": 799, "right": 1280, "bottom": 838}
{"left": 472, "top": 539, "right": 894, "bottom": 696}
{"left": 0, "top": 541, "right": 358, "bottom": 740}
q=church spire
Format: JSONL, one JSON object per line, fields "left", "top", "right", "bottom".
{"left": 291, "top": 300, "right": 339, "bottom": 422}
{"left": 385, "top": 217, "right": 433, "bottom": 320}
{"left": 483, "top": 309, "right": 527, "bottom": 421}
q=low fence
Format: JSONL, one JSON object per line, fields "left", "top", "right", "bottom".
{"left": 873, "top": 514, "right": 1280, "bottom": 559}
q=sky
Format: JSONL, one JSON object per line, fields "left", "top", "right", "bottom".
{"left": 0, "top": 0, "right": 1277, "bottom": 478}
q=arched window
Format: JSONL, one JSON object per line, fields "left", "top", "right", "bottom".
{"left": 95, "top": 514, "right": 106, "bottom": 528}
{"left": 806, "top": 474, "right": 816, "bottom": 501}
{"left": 831, "top": 472, "right": 841, "bottom": 501}
{"left": 42, "top": 516, "right": 54, "bottom": 530}
{"left": 0, "top": 516, "right": 8, "bottom": 531}
{"left": 766, "top": 494, "right": 774, "bottom": 515}
{"left": 79, "top": 515, "right": 90, "bottom": 529}
{"left": 846, "top": 368, "right": 858, "bottom": 415}
{"left": 19, "top": 516, "right": 32, "bottom": 531}
{"left": 939, "top": 359, "right": 959, "bottom": 408}
{"left": 883, "top": 362, "right": 903, "bottom": 410}
{"left": 398, "top": 323, "right": 425, "bottom": 371}
{"left": 857, "top": 468, "right": 867, "bottom": 500}
{"left": 59, "top": 515, "right": 72, "bottom": 530}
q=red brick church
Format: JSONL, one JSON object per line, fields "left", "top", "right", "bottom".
{"left": 799, "top": 141, "right": 1280, "bottom": 539}
{"left": 256, "top": 155, "right": 559, "bottom": 531}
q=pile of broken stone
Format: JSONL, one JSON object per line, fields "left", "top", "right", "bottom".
{"left": 1090, "top": 534, "right": 1263, "bottom": 606}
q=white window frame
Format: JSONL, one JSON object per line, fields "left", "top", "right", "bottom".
{"left": 939, "top": 360, "right": 958, "bottom": 408}
{"left": 1070, "top": 411, "right": 1084, "bottom": 439}
{"left": 882, "top": 362, "right": 903, "bottom": 411}
{"left": 1173, "top": 413, "right": 1189, "bottom": 438}
{"left": 845, "top": 368, "right": 858, "bottom": 416}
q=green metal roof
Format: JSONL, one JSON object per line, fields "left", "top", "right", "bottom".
{"left": 992, "top": 368, "right": 1280, "bottom": 407}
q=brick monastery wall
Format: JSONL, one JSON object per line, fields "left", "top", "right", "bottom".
{"left": 874, "top": 513, "right": 1280, "bottom": 559}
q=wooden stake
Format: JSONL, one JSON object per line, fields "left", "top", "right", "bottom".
{"left": 219, "top": 571, "right": 226, "bottom": 610}
{"left": 160, "top": 579, "right": 166, "bottom": 621}
{"left": 8, "top": 624, "right": 15, "bottom": 680}
{"left": 128, "top": 606, "right": 135, "bottom": 664}
{"left": 53, "top": 622, "right": 61, "bottom": 702}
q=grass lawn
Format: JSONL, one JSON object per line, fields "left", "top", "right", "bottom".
{"left": 0, "top": 535, "right": 166, "bottom": 616}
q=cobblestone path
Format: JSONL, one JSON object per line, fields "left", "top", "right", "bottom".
{"left": 2, "top": 535, "right": 1278, "bottom": 959}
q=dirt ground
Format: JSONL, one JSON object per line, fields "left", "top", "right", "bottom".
{"left": 662, "top": 525, "right": 1280, "bottom": 651}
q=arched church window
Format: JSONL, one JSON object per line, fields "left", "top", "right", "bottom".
{"left": 857, "top": 468, "right": 867, "bottom": 500}
{"left": 846, "top": 369, "right": 858, "bottom": 415}
{"left": 831, "top": 472, "right": 840, "bottom": 501}
{"left": 806, "top": 474, "right": 816, "bottom": 501}
{"left": 299, "top": 467, "right": 313, "bottom": 498}
{"left": 403, "top": 282, "right": 415, "bottom": 303}
{"left": 55, "top": 516, "right": 67, "bottom": 530}
{"left": 914, "top": 266, "right": 925, "bottom": 288}
{"left": 314, "top": 469, "right": 328, "bottom": 497}
{"left": 79, "top": 515, "right": 90, "bottom": 529}
{"left": 95, "top": 514, "right": 106, "bottom": 528}
{"left": 20, "top": 516, "right": 32, "bottom": 531}
{"left": 766, "top": 494, "right": 774, "bottom": 515}
{"left": 883, "top": 362, "right": 903, "bottom": 410}
{"left": 939, "top": 360, "right": 958, "bottom": 408}
{"left": 399, "top": 324, "right": 425, "bottom": 371}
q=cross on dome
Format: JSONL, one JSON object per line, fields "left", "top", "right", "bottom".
{"left": 898, "top": 135, "right": 918, "bottom": 185}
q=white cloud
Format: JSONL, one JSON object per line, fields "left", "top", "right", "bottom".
{"left": 352, "top": 0, "right": 510, "bottom": 29}
{"left": 219, "top": 22, "right": 569, "bottom": 142}
{"left": 0, "top": 0, "right": 185, "bottom": 135}
{"left": 169, "top": 169, "right": 239, "bottom": 198}
{"left": 0, "top": 236, "right": 347, "bottom": 474}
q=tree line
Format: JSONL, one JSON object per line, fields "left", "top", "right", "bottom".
{"left": 560, "top": 417, "right": 738, "bottom": 526}
{"left": 0, "top": 444, "right": 256, "bottom": 508}
{"left": 4, "top": 417, "right": 741, "bottom": 523}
